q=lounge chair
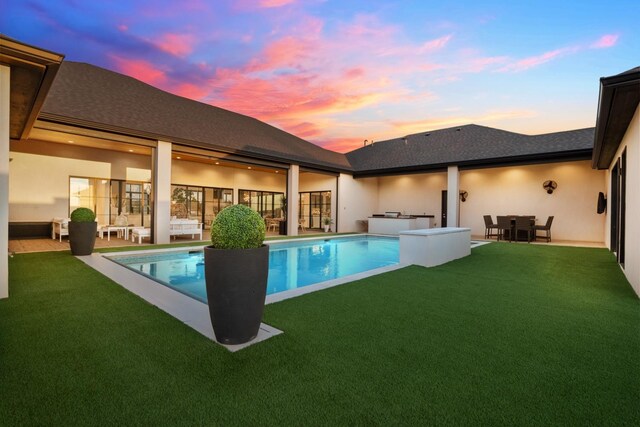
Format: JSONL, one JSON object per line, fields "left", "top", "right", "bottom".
{"left": 52, "top": 218, "right": 69, "bottom": 242}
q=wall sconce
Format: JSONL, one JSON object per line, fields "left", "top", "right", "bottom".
{"left": 543, "top": 180, "right": 557, "bottom": 194}
{"left": 459, "top": 190, "right": 468, "bottom": 202}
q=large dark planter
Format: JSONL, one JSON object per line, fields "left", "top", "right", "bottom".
{"left": 204, "top": 244, "right": 269, "bottom": 345}
{"left": 68, "top": 221, "right": 97, "bottom": 256}
{"left": 278, "top": 220, "right": 287, "bottom": 235}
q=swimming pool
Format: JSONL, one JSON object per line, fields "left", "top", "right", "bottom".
{"left": 109, "top": 235, "right": 399, "bottom": 302}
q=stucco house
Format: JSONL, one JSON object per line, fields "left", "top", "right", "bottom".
{"left": 1, "top": 35, "right": 638, "bottom": 298}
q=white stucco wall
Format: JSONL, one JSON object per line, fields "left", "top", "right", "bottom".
{"left": 337, "top": 174, "right": 378, "bottom": 232}
{"left": 459, "top": 161, "right": 605, "bottom": 242}
{"left": 606, "top": 105, "right": 639, "bottom": 296}
{"left": 9, "top": 142, "right": 150, "bottom": 221}
{"left": 377, "top": 173, "right": 447, "bottom": 226}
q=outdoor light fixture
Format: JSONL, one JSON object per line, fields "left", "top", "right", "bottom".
{"left": 459, "top": 190, "right": 468, "bottom": 202}
{"left": 543, "top": 180, "right": 557, "bottom": 194}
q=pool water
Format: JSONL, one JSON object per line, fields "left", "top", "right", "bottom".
{"left": 110, "top": 235, "right": 399, "bottom": 302}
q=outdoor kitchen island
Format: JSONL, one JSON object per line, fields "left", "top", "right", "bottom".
{"left": 368, "top": 212, "right": 435, "bottom": 235}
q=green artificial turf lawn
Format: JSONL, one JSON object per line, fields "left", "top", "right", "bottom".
{"left": 1, "top": 243, "right": 639, "bottom": 425}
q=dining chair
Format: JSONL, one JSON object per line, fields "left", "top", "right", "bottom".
{"left": 496, "top": 216, "right": 512, "bottom": 242}
{"left": 483, "top": 215, "right": 498, "bottom": 239}
{"left": 533, "top": 216, "right": 554, "bottom": 242}
{"left": 514, "top": 216, "right": 533, "bottom": 243}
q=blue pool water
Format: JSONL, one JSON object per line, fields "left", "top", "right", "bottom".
{"left": 110, "top": 235, "right": 399, "bottom": 302}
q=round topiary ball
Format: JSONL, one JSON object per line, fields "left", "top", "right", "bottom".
{"left": 70, "top": 207, "right": 96, "bottom": 223}
{"left": 211, "top": 204, "right": 266, "bottom": 249}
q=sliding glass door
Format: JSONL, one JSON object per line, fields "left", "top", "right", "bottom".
{"left": 299, "top": 191, "right": 331, "bottom": 229}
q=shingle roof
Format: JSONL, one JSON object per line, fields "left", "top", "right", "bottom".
{"left": 346, "top": 124, "right": 594, "bottom": 174}
{"left": 38, "top": 62, "right": 596, "bottom": 176}
{"left": 39, "top": 62, "right": 352, "bottom": 171}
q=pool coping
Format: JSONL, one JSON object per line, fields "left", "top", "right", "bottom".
{"left": 82, "top": 234, "right": 408, "bottom": 351}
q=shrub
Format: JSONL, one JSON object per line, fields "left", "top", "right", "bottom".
{"left": 70, "top": 207, "right": 96, "bottom": 223}
{"left": 210, "top": 204, "right": 265, "bottom": 249}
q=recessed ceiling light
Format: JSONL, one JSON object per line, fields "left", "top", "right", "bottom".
{"left": 176, "top": 156, "right": 181, "bottom": 159}
{"left": 247, "top": 166, "right": 252, "bottom": 169}
{"left": 67, "top": 140, "right": 74, "bottom": 143}
{"left": 215, "top": 162, "right": 220, "bottom": 165}
{"left": 128, "top": 149, "right": 134, "bottom": 152}
{"left": 275, "top": 170, "right": 279, "bottom": 173}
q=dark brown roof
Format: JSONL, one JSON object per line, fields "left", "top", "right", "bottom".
{"left": 39, "top": 61, "right": 352, "bottom": 172}
{"left": 346, "top": 124, "right": 594, "bottom": 176}
{"left": 38, "top": 61, "right": 599, "bottom": 176}
{"left": 592, "top": 66, "right": 640, "bottom": 169}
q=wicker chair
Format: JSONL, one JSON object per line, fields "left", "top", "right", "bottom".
{"left": 514, "top": 216, "right": 533, "bottom": 243}
{"left": 496, "top": 216, "right": 512, "bottom": 242}
{"left": 483, "top": 215, "right": 498, "bottom": 239}
{"left": 533, "top": 216, "right": 554, "bottom": 242}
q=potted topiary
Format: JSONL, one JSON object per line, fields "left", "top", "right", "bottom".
{"left": 322, "top": 217, "right": 334, "bottom": 233}
{"left": 204, "top": 204, "right": 269, "bottom": 345}
{"left": 69, "top": 207, "right": 97, "bottom": 255}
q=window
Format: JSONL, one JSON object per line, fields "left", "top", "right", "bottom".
{"left": 172, "top": 184, "right": 233, "bottom": 228}
{"left": 239, "top": 189, "right": 285, "bottom": 218}
{"left": 70, "top": 177, "right": 151, "bottom": 226}
{"left": 299, "top": 191, "right": 331, "bottom": 229}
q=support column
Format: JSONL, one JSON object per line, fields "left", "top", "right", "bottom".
{"left": 153, "top": 141, "right": 172, "bottom": 244}
{"left": 1, "top": 65, "right": 10, "bottom": 299}
{"left": 447, "top": 165, "right": 460, "bottom": 227}
{"left": 330, "top": 175, "right": 338, "bottom": 232}
{"left": 287, "top": 165, "right": 299, "bottom": 236}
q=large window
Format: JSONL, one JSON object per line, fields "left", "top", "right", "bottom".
{"left": 70, "top": 177, "right": 151, "bottom": 226}
{"left": 239, "top": 189, "right": 285, "bottom": 218}
{"left": 299, "top": 191, "right": 331, "bottom": 229}
{"left": 172, "top": 184, "right": 233, "bottom": 228}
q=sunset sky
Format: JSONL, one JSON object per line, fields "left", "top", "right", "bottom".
{"left": 3, "top": 0, "right": 638, "bottom": 152}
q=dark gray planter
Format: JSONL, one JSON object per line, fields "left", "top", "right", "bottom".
{"left": 69, "top": 221, "right": 97, "bottom": 255}
{"left": 204, "top": 244, "right": 269, "bottom": 345}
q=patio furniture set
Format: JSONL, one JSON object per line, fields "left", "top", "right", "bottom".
{"left": 52, "top": 217, "right": 203, "bottom": 245}
{"left": 483, "top": 215, "right": 554, "bottom": 243}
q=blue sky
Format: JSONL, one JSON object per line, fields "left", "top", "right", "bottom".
{"left": 2, "top": 0, "right": 638, "bottom": 152}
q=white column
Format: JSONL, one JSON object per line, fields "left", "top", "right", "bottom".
{"left": 330, "top": 176, "right": 337, "bottom": 232}
{"left": 287, "top": 165, "right": 299, "bottom": 236}
{"left": 447, "top": 165, "right": 460, "bottom": 227}
{"left": 153, "top": 141, "right": 172, "bottom": 244}
{"left": 0, "top": 65, "right": 10, "bottom": 299}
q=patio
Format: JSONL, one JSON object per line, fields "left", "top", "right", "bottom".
{"left": 9, "top": 229, "right": 335, "bottom": 253}
{"left": 1, "top": 242, "right": 637, "bottom": 424}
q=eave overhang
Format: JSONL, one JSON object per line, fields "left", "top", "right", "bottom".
{"left": 352, "top": 149, "right": 593, "bottom": 178}
{"left": 0, "top": 35, "right": 64, "bottom": 140}
{"left": 592, "top": 68, "right": 640, "bottom": 170}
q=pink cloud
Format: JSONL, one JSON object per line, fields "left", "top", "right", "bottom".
{"left": 591, "top": 34, "right": 619, "bottom": 49}
{"left": 498, "top": 47, "right": 576, "bottom": 72}
{"left": 316, "top": 137, "right": 365, "bottom": 153}
{"left": 260, "top": 0, "right": 296, "bottom": 7}
{"left": 172, "top": 82, "right": 210, "bottom": 100}
{"left": 110, "top": 56, "right": 167, "bottom": 87}
{"left": 420, "top": 34, "right": 452, "bottom": 51}
{"left": 154, "top": 33, "right": 195, "bottom": 57}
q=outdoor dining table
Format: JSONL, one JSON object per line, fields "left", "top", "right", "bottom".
{"left": 507, "top": 216, "right": 537, "bottom": 242}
